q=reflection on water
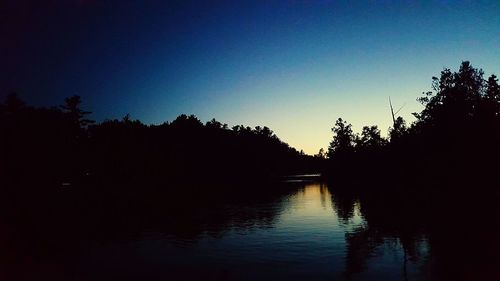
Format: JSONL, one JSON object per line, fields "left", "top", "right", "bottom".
{"left": 74, "top": 183, "right": 430, "bottom": 281}
{"left": 1, "top": 181, "right": 496, "bottom": 280}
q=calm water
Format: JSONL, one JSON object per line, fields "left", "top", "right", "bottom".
{"left": 73, "top": 182, "right": 431, "bottom": 281}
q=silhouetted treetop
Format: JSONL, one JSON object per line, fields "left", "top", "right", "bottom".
{"left": 170, "top": 114, "right": 203, "bottom": 129}
{"left": 327, "top": 118, "right": 355, "bottom": 159}
{"left": 388, "top": 116, "right": 408, "bottom": 142}
{"left": 414, "top": 61, "right": 491, "bottom": 127}
{"left": 3, "top": 92, "right": 25, "bottom": 114}
{"left": 206, "top": 118, "right": 224, "bottom": 129}
{"left": 61, "top": 95, "right": 95, "bottom": 127}
{"left": 356, "top": 125, "right": 386, "bottom": 148}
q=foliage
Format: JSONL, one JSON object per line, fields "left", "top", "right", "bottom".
{"left": 327, "top": 118, "right": 355, "bottom": 159}
{"left": 0, "top": 96, "right": 320, "bottom": 185}
{"left": 356, "top": 125, "right": 387, "bottom": 148}
{"left": 325, "top": 61, "right": 500, "bottom": 193}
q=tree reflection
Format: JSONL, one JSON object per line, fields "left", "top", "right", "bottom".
{"left": 328, "top": 182, "right": 498, "bottom": 281}
{"left": 329, "top": 187, "right": 357, "bottom": 224}
{"left": 148, "top": 183, "right": 291, "bottom": 242}
{"left": 0, "top": 181, "right": 297, "bottom": 280}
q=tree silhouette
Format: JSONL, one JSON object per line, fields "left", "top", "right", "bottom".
{"left": 356, "top": 125, "right": 386, "bottom": 148}
{"left": 327, "top": 118, "right": 355, "bottom": 159}
{"left": 414, "top": 61, "right": 486, "bottom": 127}
{"left": 61, "top": 95, "right": 95, "bottom": 128}
{"left": 206, "top": 118, "right": 223, "bottom": 129}
{"left": 3, "top": 92, "right": 25, "bottom": 113}
{"left": 315, "top": 148, "right": 326, "bottom": 159}
{"left": 484, "top": 74, "right": 500, "bottom": 118}
{"left": 388, "top": 117, "right": 408, "bottom": 142}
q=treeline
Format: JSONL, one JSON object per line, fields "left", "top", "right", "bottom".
{"left": 325, "top": 61, "right": 500, "bottom": 194}
{"left": 0, "top": 95, "right": 320, "bottom": 187}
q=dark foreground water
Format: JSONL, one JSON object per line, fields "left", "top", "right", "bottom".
{"left": 1, "top": 180, "right": 497, "bottom": 280}
{"left": 75, "top": 182, "right": 428, "bottom": 281}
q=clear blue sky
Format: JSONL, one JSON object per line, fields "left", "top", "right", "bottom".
{"left": 2, "top": 0, "right": 499, "bottom": 154}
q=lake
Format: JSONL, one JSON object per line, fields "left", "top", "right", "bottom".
{"left": 73, "top": 181, "right": 430, "bottom": 281}
{"left": 2, "top": 180, "right": 496, "bottom": 280}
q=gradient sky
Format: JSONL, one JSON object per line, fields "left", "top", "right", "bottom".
{"left": 2, "top": 0, "right": 499, "bottom": 154}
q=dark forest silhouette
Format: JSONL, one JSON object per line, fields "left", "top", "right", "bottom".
{"left": 0, "top": 61, "right": 499, "bottom": 281}
{"left": 325, "top": 61, "right": 500, "bottom": 192}
{"left": 1, "top": 94, "right": 320, "bottom": 187}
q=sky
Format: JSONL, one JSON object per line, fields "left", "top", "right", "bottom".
{"left": 2, "top": 0, "right": 499, "bottom": 154}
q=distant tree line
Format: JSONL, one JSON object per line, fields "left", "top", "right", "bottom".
{"left": 0, "top": 94, "right": 321, "bottom": 188}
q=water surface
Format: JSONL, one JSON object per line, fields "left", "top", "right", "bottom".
{"left": 74, "top": 182, "right": 430, "bottom": 281}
